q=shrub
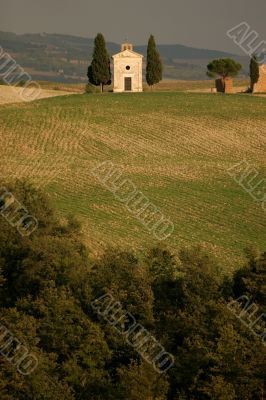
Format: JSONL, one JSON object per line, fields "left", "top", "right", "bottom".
{"left": 85, "top": 82, "right": 100, "bottom": 94}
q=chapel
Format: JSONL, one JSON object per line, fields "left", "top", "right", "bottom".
{"left": 112, "top": 43, "right": 143, "bottom": 92}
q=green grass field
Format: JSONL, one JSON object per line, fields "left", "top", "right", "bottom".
{"left": 0, "top": 91, "right": 265, "bottom": 271}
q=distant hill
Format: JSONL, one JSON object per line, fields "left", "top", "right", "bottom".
{"left": 0, "top": 31, "right": 249, "bottom": 82}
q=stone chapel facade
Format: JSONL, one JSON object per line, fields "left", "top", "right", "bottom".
{"left": 112, "top": 43, "right": 143, "bottom": 92}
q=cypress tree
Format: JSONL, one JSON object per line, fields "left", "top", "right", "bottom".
{"left": 146, "top": 35, "right": 162, "bottom": 88}
{"left": 249, "top": 55, "right": 260, "bottom": 92}
{"left": 87, "top": 33, "right": 111, "bottom": 93}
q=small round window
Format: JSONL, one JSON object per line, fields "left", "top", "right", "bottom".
{"left": 126, "top": 65, "right": 131, "bottom": 70}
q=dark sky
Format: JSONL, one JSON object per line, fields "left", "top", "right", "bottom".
{"left": 1, "top": 0, "right": 266, "bottom": 53}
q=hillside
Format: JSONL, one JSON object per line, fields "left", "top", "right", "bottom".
{"left": 0, "top": 91, "right": 265, "bottom": 270}
{"left": 0, "top": 31, "right": 248, "bottom": 82}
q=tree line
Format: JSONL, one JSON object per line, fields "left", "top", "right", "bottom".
{"left": 87, "top": 33, "right": 162, "bottom": 92}
{"left": 0, "top": 181, "right": 265, "bottom": 399}
{"left": 87, "top": 32, "right": 262, "bottom": 94}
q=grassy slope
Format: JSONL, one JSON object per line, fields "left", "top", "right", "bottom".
{"left": 0, "top": 92, "right": 265, "bottom": 271}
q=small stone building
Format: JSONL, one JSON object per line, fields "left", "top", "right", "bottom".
{"left": 215, "top": 77, "right": 234, "bottom": 93}
{"left": 252, "top": 65, "right": 266, "bottom": 93}
{"left": 112, "top": 43, "right": 143, "bottom": 93}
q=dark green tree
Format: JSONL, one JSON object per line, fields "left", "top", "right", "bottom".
{"left": 117, "top": 361, "right": 168, "bottom": 400}
{"left": 249, "top": 55, "right": 260, "bottom": 92}
{"left": 1, "top": 180, "right": 265, "bottom": 400}
{"left": 146, "top": 35, "right": 163, "bottom": 88}
{"left": 147, "top": 245, "right": 266, "bottom": 400}
{"left": 233, "top": 248, "right": 266, "bottom": 312}
{"left": 87, "top": 33, "right": 111, "bottom": 92}
{"left": 207, "top": 58, "right": 242, "bottom": 79}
